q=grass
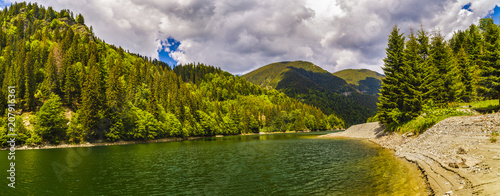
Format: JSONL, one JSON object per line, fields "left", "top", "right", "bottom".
{"left": 332, "top": 69, "right": 384, "bottom": 85}
{"left": 394, "top": 99, "right": 499, "bottom": 135}
{"left": 395, "top": 107, "right": 474, "bottom": 134}
{"left": 459, "top": 99, "right": 500, "bottom": 112}
{"left": 491, "top": 131, "right": 499, "bottom": 143}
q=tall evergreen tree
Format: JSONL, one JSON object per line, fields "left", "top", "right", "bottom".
{"left": 401, "top": 29, "right": 423, "bottom": 121}
{"left": 24, "top": 51, "right": 36, "bottom": 111}
{"left": 79, "top": 56, "right": 102, "bottom": 140}
{"left": 479, "top": 18, "right": 500, "bottom": 103}
{"left": 41, "top": 48, "right": 59, "bottom": 97}
{"left": 378, "top": 25, "right": 406, "bottom": 127}
{"left": 455, "top": 47, "right": 476, "bottom": 102}
{"left": 427, "top": 32, "right": 457, "bottom": 104}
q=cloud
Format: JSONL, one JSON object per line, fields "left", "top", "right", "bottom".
{"left": 16, "top": 0, "right": 500, "bottom": 74}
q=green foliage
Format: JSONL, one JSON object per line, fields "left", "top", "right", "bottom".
{"left": 394, "top": 103, "right": 473, "bottom": 134}
{"left": 243, "top": 61, "right": 375, "bottom": 126}
{"left": 333, "top": 69, "right": 384, "bottom": 86}
{"left": 76, "top": 13, "right": 84, "bottom": 25}
{"left": 478, "top": 18, "right": 500, "bottom": 104}
{"left": 378, "top": 21, "right": 500, "bottom": 132}
{"left": 460, "top": 99, "right": 499, "bottom": 110}
{"left": 0, "top": 3, "right": 343, "bottom": 147}
{"left": 243, "top": 61, "right": 330, "bottom": 89}
{"left": 378, "top": 25, "right": 406, "bottom": 127}
{"left": 34, "top": 93, "right": 67, "bottom": 144}
{"left": 333, "top": 69, "right": 384, "bottom": 95}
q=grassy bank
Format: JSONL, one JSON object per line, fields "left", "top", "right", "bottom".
{"left": 393, "top": 99, "right": 499, "bottom": 134}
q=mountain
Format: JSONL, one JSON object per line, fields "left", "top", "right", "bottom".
{"left": 0, "top": 2, "right": 344, "bottom": 147}
{"left": 333, "top": 69, "right": 384, "bottom": 95}
{"left": 243, "top": 61, "right": 378, "bottom": 126}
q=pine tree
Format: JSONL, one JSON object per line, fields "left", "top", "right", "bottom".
{"left": 427, "top": 32, "right": 456, "bottom": 104}
{"left": 76, "top": 13, "right": 84, "bottom": 25}
{"left": 104, "top": 57, "right": 125, "bottom": 141}
{"left": 24, "top": 51, "right": 36, "bottom": 111}
{"left": 79, "top": 56, "right": 101, "bottom": 140}
{"left": 378, "top": 25, "right": 406, "bottom": 127}
{"left": 417, "top": 25, "right": 430, "bottom": 62}
{"left": 416, "top": 26, "right": 435, "bottom": 103}
{"left": 479, "top": 18, "right": 500, "bottom": 103}
{"left": 455, "top": 47, "right": 476, "bottom": 102}
{"left": 41, "top": 48, "right": 59, "bottom": 98}
{"left": 401, "top": 29, "right": 423, "bottom": 121}
{"left": 63, "top": 62, "right": 79, "bottom": 107}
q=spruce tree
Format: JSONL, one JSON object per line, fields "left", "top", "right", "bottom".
{"left": 24, "top": 51, "right": 36, "bottom": 111}
{"left": 455, "top": 47, "right": 476, "bottom": 102}
{"left": 479, "top": 18, "right": 500, "bottom": 103}
{"left": 378, "top": 25, "right": 406, "bottom": 127}
{"left": 427, "top": 32, "right": 456, "bottom": 104}
{"left": 401, "top": 29, "right": 423, "bottom": 121}
{"left": 79, "top": 56, "right": 101, "bottom": 140}
{"left": 42, "top": 48, "right": 59, "bottom": 98}
{"left": 104, "top": 58, "right": 125, "bottom": 141}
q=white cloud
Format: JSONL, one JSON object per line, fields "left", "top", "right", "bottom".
{"left": 14, "top": 0, "right": 500, "bottom": 74}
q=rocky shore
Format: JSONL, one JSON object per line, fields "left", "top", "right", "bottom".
{"left": 321, "top": 114, "right": 500, "bottom": 196}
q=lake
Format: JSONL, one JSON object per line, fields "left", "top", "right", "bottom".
{"left": 2, "top": 131, "right": 428, "bottom": 195}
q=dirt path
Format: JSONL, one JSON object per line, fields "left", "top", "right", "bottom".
{"left": 320, "top": 114, "right": 500, "bottom": 195}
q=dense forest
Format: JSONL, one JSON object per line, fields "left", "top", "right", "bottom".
{"left": 378, "top": 20, "right": 500, "bottom": 130}
{"left": 0, "top": 2, "right": 344, "bottom": 147}
{"left": 243, "top": 61, "right": 379, "bottom": 126}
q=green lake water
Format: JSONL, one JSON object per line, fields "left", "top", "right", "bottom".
{"left": 2, "top": 132, "right": 428, "bottom": 195}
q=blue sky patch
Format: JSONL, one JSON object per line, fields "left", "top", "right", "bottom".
{"left": 462, "top": 2, "right": 472, "bottom": 12}
{"left": 0, "top": 0, "right": 10, "bottom": 8}
{"left": 158, "top": 37, "right": 181, "bottom": 67}
{"left": 489, "top": 5, "right": 500, "bottom": 24}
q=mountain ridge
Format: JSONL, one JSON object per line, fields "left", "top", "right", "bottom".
{"left": 243, "top": 61, "right": 379, "bottom": 125}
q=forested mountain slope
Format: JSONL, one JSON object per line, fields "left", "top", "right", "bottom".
{"left": 0, "top": 2, "right": 344, "bottom": 147}
{"left": 243, "top": 61, "right": 378, "bottom": 126}
{"left": 333, "top": 69, "right": 384, "bottom": 95}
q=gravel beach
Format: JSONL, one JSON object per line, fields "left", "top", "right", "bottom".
{"left": 321, "top": 114, "right": 500, "bottom": 196}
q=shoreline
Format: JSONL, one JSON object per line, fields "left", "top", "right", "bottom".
{"left": 1, "top": 130, "right": 325, "bottom": 151}
{"left": 320, "top": 115, "right": 500, "bottom": 196}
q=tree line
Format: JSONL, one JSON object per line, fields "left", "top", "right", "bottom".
{"left": 0, "top": 2, "right": 344, "bottom": 146}
{"left": 378, "top": 19, "right": 500, "bottom": 129}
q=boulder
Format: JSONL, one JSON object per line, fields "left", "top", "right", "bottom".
{"left": 456, "top": 147, "right": 468, "bottom": 154}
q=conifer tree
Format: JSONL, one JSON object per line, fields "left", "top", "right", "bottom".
{"left": 24, "top": 51, "right": 36, "bottom": 111}
{"left": 76, "top": 13, "right": 84, "bottom": 25}
{"left": 427, "top": 32, "right": 456, "bottom": 104}
{"left": 104, "top": 57, "right": 125, "bottom": 141}
{"left": 42, "top": 48, "right": 59, "bottom": 97}
{"left": 401, "top": 29, "right": 423, "bottom": 121}
{"left": 455, "top": 47, "right": 476, "bottom": 102}
{"left": 378, "top": 25, "right": 406, "bottom": 127}
{"left": 80, "top": 56, "right": 101, "bottom": 140}
{"left": 479, "top": 18, "right": 500, "bottom": 103}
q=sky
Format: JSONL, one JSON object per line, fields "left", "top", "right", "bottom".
{"left": 1, "top": 0, "right": 500, "bottom": 74}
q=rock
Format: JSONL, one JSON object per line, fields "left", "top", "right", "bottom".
{"left": 445, "top": 190, "right": 453, "bottom": 196}
{"left": 456, "top": 147, "right": 468, "bottom": 154}
{"left": 463, "top": 157, "right": 481, "bottom": 168}
{"left": 449, "top": 162, "right": 459, "bottom": 168}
